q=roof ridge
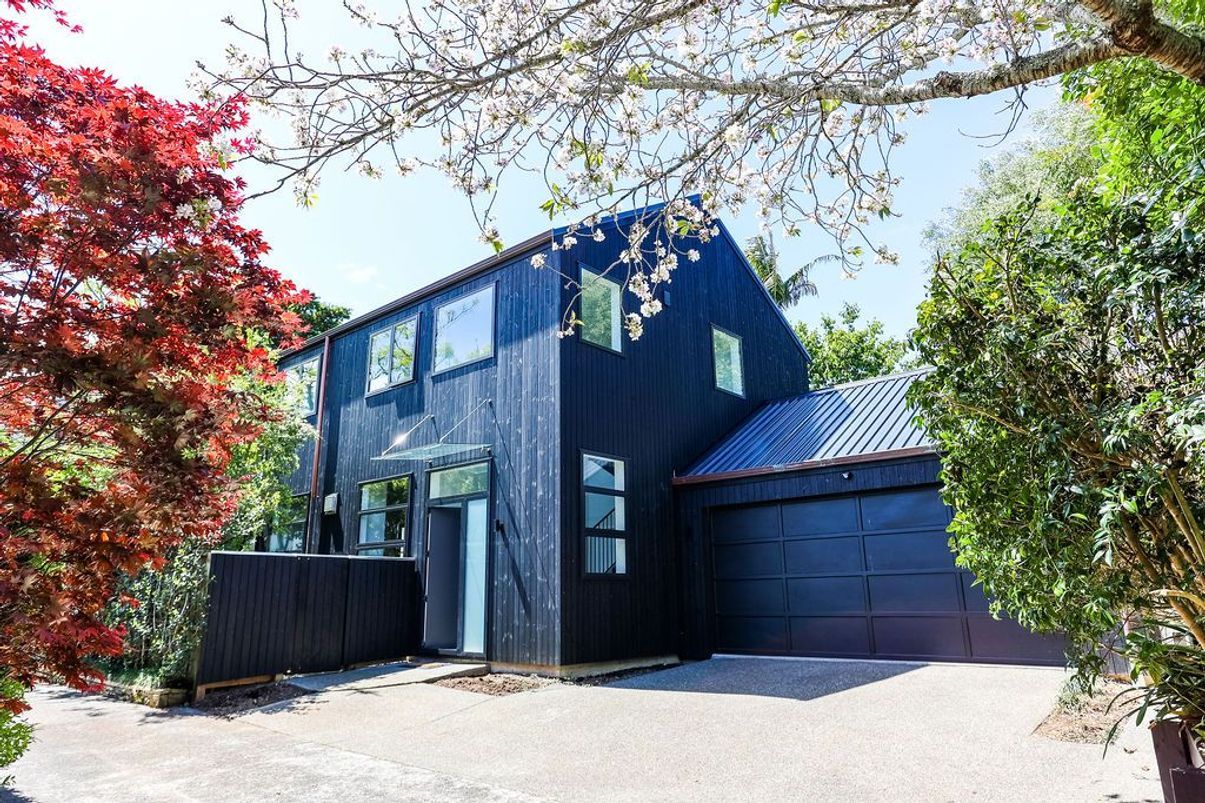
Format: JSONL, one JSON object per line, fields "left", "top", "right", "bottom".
{"left": 813, "top": 366, "right": 933, "bottom": 393}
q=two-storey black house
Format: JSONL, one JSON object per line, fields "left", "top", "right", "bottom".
{"left": 276, "top": 205, "right": 809, "bottom": 672}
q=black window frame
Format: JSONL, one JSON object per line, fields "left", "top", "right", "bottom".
{"left": 266, "top": 493, "right": 308, "bottom": 553}
{"left": 365, "top": 313, "right": 420, "bottom": 397}
{"left": 581, "top": 450, "right": 629, "bottom": 578}
{"left": 355, "top": 474, "right": 414, "bottom": 556}
{"left": 710, "top": 324, "right": 746, "bottom": 398}
{"left": 432, "top": 283, "right": 498, "bottom": 375}
{"left": 285, "top": 355, "right": 321, "bottom": 416}
{"left": 578, "top": 262, "right": 624, "bottom": 355}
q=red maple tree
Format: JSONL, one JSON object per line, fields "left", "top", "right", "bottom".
{"left": 0, "top": 1, "right": 307, "bottom": 710}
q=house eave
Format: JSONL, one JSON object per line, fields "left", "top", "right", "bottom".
{"left": 671, "top": 445, "right": 938, "bottom": 487}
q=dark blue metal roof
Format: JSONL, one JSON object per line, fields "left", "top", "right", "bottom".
{"left": 680, "top": 369, "right": 935, "bottom": 481}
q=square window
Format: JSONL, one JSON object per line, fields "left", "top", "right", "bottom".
{"left": 585, "top": 536, "right": 627, "bottom": 574}
{"left": 429, "top": 462, "right": 490, "bottom": 499}
{"left": 580, "top": 265, "right": 622, "bottom": 351}
{"left": 358, "top": 476, "right": 411, "bottom": 552}
{"left": 268, "top": 494, "right": 307, "bottom": 552}
{"left": 585, "top": 492, "right": 625, "bottom": 531}
{"left": 284, "top": 357, "right": 320, "bottom": 415}
{"left": 367, "top": 316, "right": 417, "bottom": 393}
{"left": 712, "top": 326, "right": 745, "bottom": 397}
{"left": 583, "top": 453, "right": 625, "bottom": 492}
{"left": 434, "top": 286, "right": 495, "bottom": 372}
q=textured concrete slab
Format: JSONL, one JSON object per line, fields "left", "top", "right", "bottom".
{"left": 7, "top": 658, "right": 1162, "bottom": 803}
{"left": 287, "top": 660, "right": 488, "bottom": 693}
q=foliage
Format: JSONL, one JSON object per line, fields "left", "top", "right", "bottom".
{"left": 212, "top": 0, "right": 1205, "bottom": 336}
{"left": 0, "top": 675, "right": 31, "bottom": 783}
{"left": 103, "top": 370, "right": 313, "bottom": 686}
{"left": 743, "top": 235, "right": 827, "bottom": 309}
{"left": 281, "top": 297, "right": 352, "bottom": 345}
{"left": 0, "top": 0, "right": 305, "bottom": 717}
{"left": 794, "top": 303, "right": 913, "bottom": 388}
{"left": 924, "top": 104, "right": 1100, "bottom": 253}
{"left": 911, "top": 184, "right": 1205, "bottom": 706}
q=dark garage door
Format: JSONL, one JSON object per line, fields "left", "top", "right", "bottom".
{"left": 709, "top": 487, "right": 1064, "bottom": 665}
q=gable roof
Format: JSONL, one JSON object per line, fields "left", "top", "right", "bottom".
{"left": 285, "top": 200, "right": 808, "bottom": 364}
{"left": 676, "top": 369, "right": 935, "bottom": 485}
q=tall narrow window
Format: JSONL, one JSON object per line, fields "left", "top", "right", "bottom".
{"left": 267, "top": 494, "right": 308, "bottom": 553}
{"left": 580, "top": 265, "right": 622, "bottom": 352}
{"left": 583, "top": 453, "right": 627, "bottom": 575}
{"left": 712, "top": 326, "right": 745, "bottom": 397}
{"left": 358, "top": 476, "right": 411, "bottom": 555}
{"left": 434, "top": 285, "right": 495, "bottom": 372}
{"left": 367, "top": 315, "right": 418, "bottom": 393}
{"left": 284, "top": 356, "right": 320, "bottom": 415}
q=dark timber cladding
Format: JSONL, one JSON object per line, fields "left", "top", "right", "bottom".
{"left": 558, "top": 220, "right": 810, "bottom": 665}
{"left": 278, "top": 237, "right": 564, "bottom": 667}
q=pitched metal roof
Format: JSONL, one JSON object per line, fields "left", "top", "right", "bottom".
{"left": 677, "top": 369, "right": 935, "bottom": 484}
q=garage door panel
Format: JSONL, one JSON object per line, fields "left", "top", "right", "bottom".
{"left": 864, "top": 531, "right": 956, "bottom": 572}
{"left": 961, "top": 574, "right": 992, "bottom": 613}
{"left": 712, "top": 504, "right": 779, "bottom": 543}
{"left": 781, "top": 497, "right": 858, "bottom": 537}
{"left": 861, "top": 489, "right": 949, "bottom": 531}
{"left": 868, "top": 573, "right": 960, "bottom": 613}
{"left": 873, "top": 616, "right": 967, "bottom": 659}
{"left": 787, "top": 577, "right": 866, "bottom": 614}
{"left": 790, "top": 617, "right": 871, "bottom": 656}
{"left": 714, "top": 542, "right": 784, "bottom": 579}
{"left": 708, "top": 487, "right": 1063, "bottom": 665}
{"left": 784, "top": 536, "right": 863, "bottom": 575}
{"left": 715, "top": 616, "right": 789, "bottom": 652}
{"left": 715, "top": 579, "right": 784, "bottom": 615}
{"left": 968, "top": 616, "right": 1066, "bottom": 663}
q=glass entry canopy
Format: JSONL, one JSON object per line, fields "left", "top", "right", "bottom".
{"left": 422, "top": 461, "right": 490, "bottom": 657}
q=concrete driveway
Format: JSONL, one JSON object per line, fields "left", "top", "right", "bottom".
{"left": 5, "top": 657, "right": 1161, "bottom": 802}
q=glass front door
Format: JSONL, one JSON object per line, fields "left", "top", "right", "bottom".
{"left": 422, "top": 461, "right": 490, "bottom": 657}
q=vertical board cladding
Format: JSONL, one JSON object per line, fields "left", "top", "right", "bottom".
{"left": 558, "top": 217, "right": 811, "bottom": 665}
{"left": 279, "top": 244, "right": 564, "bottom": 667}
{"left": 673, "top": 455, "right": 943, "bottom": 659}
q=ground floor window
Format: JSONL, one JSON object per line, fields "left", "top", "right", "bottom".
{"left": 358, "top": 475, "right": 412, "bottom": 554}
{"left": 268, "top": 494, "right": 308, "bottom": 552}
{"left": 583, "top": 452, "right": 627, "bottom": 575}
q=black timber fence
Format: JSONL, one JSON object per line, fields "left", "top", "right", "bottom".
{"left": 194, "top": 551, "right": 419, "bottom": 696}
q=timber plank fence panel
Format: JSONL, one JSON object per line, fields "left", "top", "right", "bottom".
{"left": 194, "top": 552, "right": 419, "bottom": 691}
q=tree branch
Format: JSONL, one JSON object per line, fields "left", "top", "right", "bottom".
{"left": 1081, "top": 0, "right": 1205, "bottom": 82}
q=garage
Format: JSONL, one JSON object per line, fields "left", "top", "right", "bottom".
{"left": 708, "top": 487, "right": 1064, "bottom": 664}
{"left": 675, "top": 370, "right": 1066, "bottom": 666}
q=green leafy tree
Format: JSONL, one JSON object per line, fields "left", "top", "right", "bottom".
{"left": 276, "top": 298, "right": 352, "bottom": 346}
{"left": 911, "top": 185, "right": 1205, "bottom": 723}
{"left": 103, "top": 366, "right": 313, "bottom": 687}
{"left": 794, "top": 303, "right": 912, "bottom": 388}
{"left": 743, "top": 235, "right": 830, "bottom": 309}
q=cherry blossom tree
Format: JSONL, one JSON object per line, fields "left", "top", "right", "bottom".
{"left": 214, "top": 0, "right": 1205, "bottom": 338}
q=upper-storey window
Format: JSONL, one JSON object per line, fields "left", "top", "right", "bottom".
{"left": 712, "top": 325, "right": 745, "bottom": 397}
{"left": 285, "top": 356, "right": 320, "bottom": 415}
{"left": 580, "top": 265, "right": 622, "bottom": 352}
{"left": 434, "top": 285, "right": 495, "bottom": 373}
{"left": 367, "top": 315, "right": 418, "bottom": 393}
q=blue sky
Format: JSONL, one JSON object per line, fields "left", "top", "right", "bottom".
{"left": 31, "top": 2, "right": 1059, "bottom": 339}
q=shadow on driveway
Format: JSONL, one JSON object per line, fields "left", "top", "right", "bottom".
{"left": 605, "top": 656, "right": 923, "bottom": 701}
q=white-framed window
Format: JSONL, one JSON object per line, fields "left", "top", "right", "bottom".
{"left": 580, "top": 264, "right": 622, "bottom": 352}
{"left": 367, "top": 315, "right": 418, "bottom": 394}
{"left": 434, "top": 285, "right": 495, "bottom": 373}
{"left": 284, "top": 356, "right": 320, "bottom": 415}
{"left": 268, "top": 494, "right": 308, "bottom": 553}
{"left": 358, "top": 475, "right": 412, "bottom": 555}
{"left": 583, "top": 453, "right": 627, "bottom": 575}
{"left": 712, "top": 325, "right": 745, "bottom": 397}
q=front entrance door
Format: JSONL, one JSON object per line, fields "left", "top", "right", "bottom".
{"left": 422, "top": 462, "right": 490, "bottom": 656}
